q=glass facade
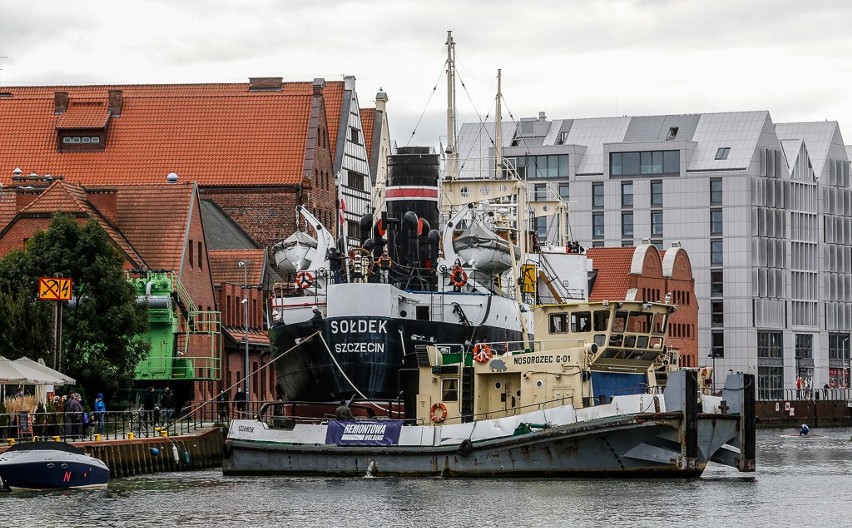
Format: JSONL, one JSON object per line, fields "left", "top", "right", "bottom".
{"left": 610, "top": 150, "right": 679, "bottom": 177}
{"left": 510, "top": 154, "right": 569, "bottom": 179}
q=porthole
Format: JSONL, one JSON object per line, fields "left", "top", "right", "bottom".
{"left": 536, "top": 380, "right": 544, "bottom": 388}
{"left": 515, "top": 389, "right": 522, "bottom": 397}
{"left": 399, "top": 310, "right": 407, "bottom": 318}
{"left": 47, "top": 463, "right": 55, "bottom": 468}
{"left": 61, "top": 463, "right": 69, "bottom": 468}
{"left": 494, "top": 381, "right": 502, "bottom": 390}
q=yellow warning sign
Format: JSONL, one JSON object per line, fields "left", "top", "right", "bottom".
{"left": 520, "top": 264, "right": 537, "bottom": 294}
{"left": 38, "top": 277, "right": 72, "bottom": 301}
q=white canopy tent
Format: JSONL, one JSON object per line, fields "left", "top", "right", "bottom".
{"left": 13, "top": 357, "right": 75, "bottom": 385}
{"left": 1, "top": 356, "right": 73, "bottom": 405}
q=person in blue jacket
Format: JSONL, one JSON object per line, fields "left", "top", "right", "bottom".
{"left": 94, "top": 393, "right": 107, "bottom": 435}
{"left": 800, "top": 423, "right": 810, "bottom": 436}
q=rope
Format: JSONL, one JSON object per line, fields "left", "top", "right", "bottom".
{"left": 317, "top": 333, "right": 391, "bottom": 414}
{"left": 178, "top": 331, "right": 320, "bottom": 420}
{"left": 405, "top": 60, "right": 448, "bottom": 146}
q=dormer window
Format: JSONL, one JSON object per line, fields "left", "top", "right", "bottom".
{"left": 666, "top": 127, "right": 679, "bottom": 140}
{"left": 715, "top": 147, "right": 730, "bottom": 160}
{"left": 55, "top": 98, "right": 110, "bottom": 152}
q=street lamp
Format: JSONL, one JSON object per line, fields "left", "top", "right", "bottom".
{"left": 238, "top": 260, "right": 250, "bottom": 401}
{"left": 707, "top": 351, "right": 719, "bottom": 394}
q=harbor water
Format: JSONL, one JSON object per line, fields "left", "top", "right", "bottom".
{"left": 3, "top": 427, "right": 851, "bottom": 527}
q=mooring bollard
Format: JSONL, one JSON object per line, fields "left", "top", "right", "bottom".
{"left": 94, "top": 433, "right": 101, "bottom": 441}
{"left": 128, "top": 432, "right": 135, "bottom": 440}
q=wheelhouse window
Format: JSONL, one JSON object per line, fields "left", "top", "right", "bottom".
{"left": 593, "top": 310, "right": 610, "bottom": 331}
{"left": 571, "top": 311, "right": 592, "bottom": 332}
{"left": 549, "top": 313, "right": 568, "bottom": 334}
{"left": 441, "top": 378, "right": 459, "bottom": 401}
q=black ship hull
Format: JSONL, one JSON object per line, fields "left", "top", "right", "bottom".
{"left": 271, "top": 316, "right": 522, "bottom": 402}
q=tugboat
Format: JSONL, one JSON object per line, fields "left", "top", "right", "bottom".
{"left": 0, "top": 441, "right": 110, "bottom": 490}
{"left": 224, "top": 299, "right": 756, "bottom": 477}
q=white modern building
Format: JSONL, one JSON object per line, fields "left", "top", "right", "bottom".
{"left": 457, "top": 111, "right": 852, "bottom": 399}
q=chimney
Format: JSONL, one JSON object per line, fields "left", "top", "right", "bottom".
{"left": 375, "top": 89, "right": 388, "bottom": 113}
{"left": 248, "top": 77, "right": 283, "bottom": 92}
{"left": 54, "top": 92, "right": 69, "bottom": 114}
{"left": 108, "top": 90, "right": 124, "bottom": 116}
{"left": 312, "top": 78, "right": 325, "bottom": 96}
{"left": 344, "top": 75, "right": 356, "bottom": 91}
{"left": 15, "top": 187, "right": 42, "bottom": 212}
{"left": 86, "top": 188, "right": 118, "bottom": 225}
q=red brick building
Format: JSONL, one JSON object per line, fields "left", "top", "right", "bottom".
{"left": 0, "top": 181, "right": 221, "bottom": 403}
{"left": 0, "top": 77, "right": 392, "bottom": 406}
{"left": 587, "top": 243, "right": 698, "bottom": 368}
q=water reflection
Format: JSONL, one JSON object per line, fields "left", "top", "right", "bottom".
{"left": 1, "top": 428, "right": 850, "bottom": 527}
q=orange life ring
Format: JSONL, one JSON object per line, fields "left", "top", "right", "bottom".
{"left": 450, "top": 266, "right": 468, "bottom": 287}
{"left": 473, "top": 343, "right": 493, "bottom": 363}
{"left": 295, "top": 271, "right": 314, "bottom": 289}
{"left": 430, "top": 402, "right": 447, "bottom": 423}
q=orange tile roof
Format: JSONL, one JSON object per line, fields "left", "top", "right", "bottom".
{"left": 0, "top": 190, "right": 16, "bottom": 227}
{"left": 360, "top": 108, "right": 375, "bottom": 162}
{"left": 224, "top": 327, "right": 269, "bottom": 347}
{"left": 209, "top": 249, "right": 265, "bottom": 285}
{"left": 0, "top": 82, "right": 323, "bottom": 187}
{"left": 15, "top": 181, "right": 145, "bottom": 266}
{"left": 586, "top": 247, "right": 636, "bottom": 301}
{"left": 55, "top": 102, "right": 110, "bottom": 129}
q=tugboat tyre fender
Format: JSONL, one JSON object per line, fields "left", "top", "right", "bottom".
{"left": 457, "top": 438, "right": 473, "bottom": 457}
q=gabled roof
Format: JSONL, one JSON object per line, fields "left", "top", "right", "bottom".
{"left": 0, "top": 82, "right": 322, "bottom": 187}
{"left": 208, "top": 248, "right": 266, "bottom": 286}
{"left": 776, "top": 121, "right": 846, "bottom": 178}
{"left": 323, "top": 81, "right": 345, "bottom": 161}
{"left": 114, "top": 183, "right": 197, "bottom": 270}
{"left": 585, "top": 247, "right": 636, "bottom": 301}
{"left": 200, "top": 199, "right": 258, "bottom": 250}
{"left": 8, "top": 181, "right": 145, "bottom": 267}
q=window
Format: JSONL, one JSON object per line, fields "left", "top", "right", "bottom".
{"left": 757, "top": 331, "right": 783, "bottom": 359}
{"left": 758, "top": 366, "right": 783, "bottom": 401}
{"left": 622, "top": 212, "right": 633, "bottom": 238}
{"left": 534, "top": 183, "right": 547, "bottom": 201}
{"left": 535, "top": 216, "right": 547, "bottom": 239}
{"left": 829, "top": 333, "right": 850, "bottom": 361}
{"left": 711, "top": 269, "right": 723, "bottom": 296}
{"left": 710, "top": 239, "right": 723, "bottom": 266}
{"left": 349, "top": 172, "right": 366, "bottom": 191}
{"left": 508, "top": 155, "right": 569, "bottom": 179}
{"left": 610, "top": 150, "right": 679, "bottom": 177}
{"left": 711, "top": 331, "right": 724, "bottom": 357}
{"left": 592, "top": 183, "right": 604, "bottom": 209}
{"left": 666, "top": 127, "right": 679, "bottom": 140}
{"left": 549, "top": 313, "right": 568, "bottom": 333}
{"left": 349, "top": 127, "right": 361, "bottom": 145}
{"left": 650, "top": 180, "right": 663, "bottom": 206}
{"left": 651, "top": 210, "right": 663, "bottom": 236}
{"left": 710, "top": 208, "right": 723, "bottom": 236}
{"left": 197, "top": 241, "right": 203, "bottom": 270}
{"left": 189, "top": 239, "right": 194, "bottom": 267}
{"left": 571, "top": 311, "right": 592, "bottom": 332}
{"left": 558, "top": 183, "right": 570, "bottom": 201}
{"left": 715, "top": 147, "right": 731, "bottom": 160}
{"left": 621, "top": 181, "right": 633, "bottom": 207}
{"left": 711, "top": 301, "right": 724, "bottom": 327}
{"left": 592, "top": 213, "right": 604, "bottom": 239}
{"left": 441, "top": 378, "right": 459, "bottom": 401}
{"left": 710, "top": 178, "right": 722, "bottom": 205}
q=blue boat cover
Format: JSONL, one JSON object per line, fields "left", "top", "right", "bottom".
{"left": 591, "top": 372, "right": 647, "bottom": 400}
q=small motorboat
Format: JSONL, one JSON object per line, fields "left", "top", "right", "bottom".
{"left": 0, "top": 441, "right": 110, "bottom": 490}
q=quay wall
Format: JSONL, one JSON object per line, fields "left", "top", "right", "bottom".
{"left": 756, "top": 400, "right": 851, "bottom": 428}
{"left": 1, "top": 427, "right": 224, "bottom": 479}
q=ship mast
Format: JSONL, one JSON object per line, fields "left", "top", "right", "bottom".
{"left": 445, "top": 31, "right": 458, "bottom": 180}
{"left": 495, "top": 69, "right": 503, "bottom": 179}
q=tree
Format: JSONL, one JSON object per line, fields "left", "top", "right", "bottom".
{"left": 0, "top": 214, "right": 149, "bottom": 393}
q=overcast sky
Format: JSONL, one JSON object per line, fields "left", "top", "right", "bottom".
{"left": 3, "top": 0, "right": 852, "bottom": 149}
